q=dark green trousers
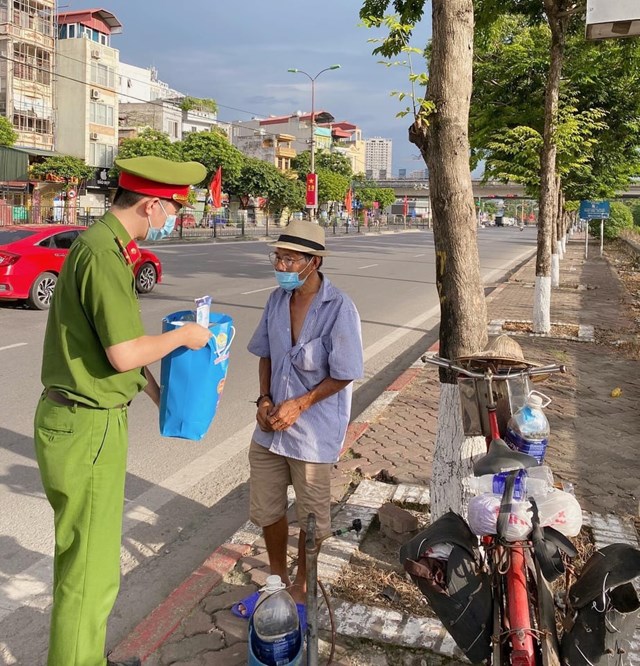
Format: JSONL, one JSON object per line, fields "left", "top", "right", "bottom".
{"left": 34, "top": 395, "right": 128, "bottom": 666}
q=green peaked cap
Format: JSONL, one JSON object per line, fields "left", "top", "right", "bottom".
{"left": 115, "top": 155, "right": 207, "bottom": 185}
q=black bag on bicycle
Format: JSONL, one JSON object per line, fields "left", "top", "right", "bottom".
{"left": 399, "top": 511, "right": 492, "bottom": 664}
{"left": 561, "top": 543, "right": 640, "bottom": 665}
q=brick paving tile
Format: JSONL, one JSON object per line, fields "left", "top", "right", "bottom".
{"left": 212, "top": 610, "right": 249, "bottom": 645}
{"left": 200, "top": 644, "right": 247, "bottom": 665}
{"left": 202, "top": 585, "right": 257, "bottom": 615}
{"left": 182, "top": 609, "right": 215, "bottom": 638}
{"left": 159, "top": 632, "right": 224, "bottom": 664}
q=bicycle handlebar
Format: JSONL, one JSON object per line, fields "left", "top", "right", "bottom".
{"left": 421, "top": 354, "right": 566, "bottom": 380}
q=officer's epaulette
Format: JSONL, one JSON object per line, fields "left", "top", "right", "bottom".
{"left": 115, "top": 236, "right": 139, "bottom": 266}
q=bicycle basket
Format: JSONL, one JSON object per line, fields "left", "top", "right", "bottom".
{"left": 458, "top": 374, "right": 531, "bottom": 437}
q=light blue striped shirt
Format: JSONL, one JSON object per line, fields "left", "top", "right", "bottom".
{"left": 248, "top": 275, "right": 364, "bottom": 463}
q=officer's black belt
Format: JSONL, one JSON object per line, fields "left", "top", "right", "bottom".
{"left": 45, "top": 389, "right": 128, "bottom": 410}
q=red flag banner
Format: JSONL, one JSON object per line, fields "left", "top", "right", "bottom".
{"left": 210, "top": 167, "right": 222, "bottom": 208}
{"left": 305, "top": 173, "right": 318, "bottom": 208}
{"left": 344, "top": 188, "right": 353, "bottom": 214}
{"left": 403, "top": 195, "right": 408, "bottom": 216}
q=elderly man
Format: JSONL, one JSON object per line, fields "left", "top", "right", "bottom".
{"left": 34, "top": 156, "right": 212, "bottom": 666}
{"left": 234, "top": 219, "right": 364, "bottom": 619}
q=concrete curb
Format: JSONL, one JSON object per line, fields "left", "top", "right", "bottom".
{"left": 111, "top": 544, "right": 251, "bottom": 662}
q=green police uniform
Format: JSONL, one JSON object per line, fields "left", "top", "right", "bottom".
{"left": 34, "top": 157, "right": 206, "bottom": 666}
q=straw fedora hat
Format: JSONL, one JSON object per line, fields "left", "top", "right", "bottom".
{"left": 270, "top": 219, "right": 329, "bottom": 257}
{"left": 456, "top": 334, "right": 539, "bottom": 368}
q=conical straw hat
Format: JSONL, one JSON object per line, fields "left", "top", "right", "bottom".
{"left": 456, "top": 334, "right": 539, "bottom": 368}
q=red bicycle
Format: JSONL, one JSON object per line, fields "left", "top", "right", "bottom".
{"left": 419, "top": 352, "right": 568, "bottom": 665}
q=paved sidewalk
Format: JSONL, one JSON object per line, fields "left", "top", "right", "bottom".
{"left": 110, "top": 234, "right": 640, "bottom": 665}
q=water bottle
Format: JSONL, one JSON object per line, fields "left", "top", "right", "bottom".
{"left": 468, "top": 466, "right": 554, "bottom": 500}
{"left": 505, "top": 393, "right": 551, "bottom": 463}
{"left": 248, "top": 575, "right": 302, "bottom": 666}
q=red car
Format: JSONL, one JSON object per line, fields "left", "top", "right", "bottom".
{"left": 0, "top": 225, "right": 163, "bottom": 310}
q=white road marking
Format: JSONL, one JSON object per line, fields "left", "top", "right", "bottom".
{"left": 242, "top": 286, "right": 277, "bottom": 295}
{"left": 0, "top": 343, "right": 27, "bottom": 352}
{"left": 414, "top": 253, "right": 425, "bottom": 257}
{"left": 0, "top": 423, "right": 255, "bottom": 621}
{"left": 363, "top": 305, "right": 440, "bottom": 362}
{"left": 358, "top": 264, "right": 378, "bottom": 270}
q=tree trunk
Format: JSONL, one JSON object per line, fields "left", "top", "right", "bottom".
{"left": 551, "top": 177, "right": 560, "bottom": 288}
{"left": 409, "top": 0, "right": 487, "bottom": 519}
{"left": 559, "top": 188, "right": 567, "bottom": 256}
{"left": 534, "top": 0, "right": 568, "bottom": 332}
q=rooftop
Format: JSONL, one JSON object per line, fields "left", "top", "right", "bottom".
{"left": 56, "top": 8, "right": 123, "bottom": 34}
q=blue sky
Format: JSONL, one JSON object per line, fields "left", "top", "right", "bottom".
{"left": 76, "top": 0, "right": 432, "bottom": 175}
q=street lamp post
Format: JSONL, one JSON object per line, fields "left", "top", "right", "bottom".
{"left": 288, "top": 64, "right": 341, "bottom": 221}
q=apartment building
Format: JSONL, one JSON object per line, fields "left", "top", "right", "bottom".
{"left": 0, "top": 0, "right": 56, "bottom": 152}
{"left": 118, "top": 62, "right": 180, "bottom": 104}
{"left": 235, "top": 131, "right": 297, "bottom": 172}
{"left": 55, "top": 8, "right": 121, "bottom": 169}
{"left": 118, "top": 100, "right": 183, "bottom": 142}
{"left": 325, "top": 121, "right": 366, "bottom": 175}
{"left": 365, "top": 137, "right": 392, "bottom": 180}
{"left": 232, "top": 111, "right": 335, "bottom": 157}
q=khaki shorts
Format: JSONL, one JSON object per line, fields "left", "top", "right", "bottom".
{"left": 249, "top": 440, "right": 332, "bottom": 539}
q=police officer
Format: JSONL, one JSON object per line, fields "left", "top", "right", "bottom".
{"left": 34, "top": 156, "right": 211, "bottom": 666}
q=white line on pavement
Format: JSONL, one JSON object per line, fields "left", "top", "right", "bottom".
{"left": 358, "top": 264, "right": 378, "bottom": 270}
{"left": 0, "top": 423, "right": 255, "bottom": 621}
{"left": 363, "top": 306, "right": 440, "bottom": 363}
{"left": 414, "top": 253, "right": 425, "bottom": 257}
{"left": 0, "top": 343, "right": 27, "bottom": 352}
{"left": 242, "top": 286, "right": 277, "bottom": 295}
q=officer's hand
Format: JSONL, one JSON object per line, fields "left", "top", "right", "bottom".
{"left": 180, "top": 322, "right": 213, "bottom": 350}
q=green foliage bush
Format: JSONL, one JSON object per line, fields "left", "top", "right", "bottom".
{"left": 629, "top": 202, "right": 640, "bottom": 228}
{"left": 588, "top": 201, "right": 633, "bottom": 241}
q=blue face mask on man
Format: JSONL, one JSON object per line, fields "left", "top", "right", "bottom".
{"left": 146, "top": 200, "right": 177, "bottom": 241}
{"left": 274, "top": 258, "right": 313, "bottom": 291}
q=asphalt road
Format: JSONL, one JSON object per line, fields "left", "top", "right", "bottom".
{"left": 0, "top": 226, "right": 537, "bottom": 664}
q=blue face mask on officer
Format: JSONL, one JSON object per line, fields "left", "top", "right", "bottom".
{"left": 146, "top": 200, "right": 177, "bottom": 241}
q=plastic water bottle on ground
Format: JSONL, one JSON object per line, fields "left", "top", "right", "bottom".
{"left": 467, "top": 466, "right": 554, "bottom": 500}
{"left": 505, "top": 393, "right": 551, "bottom": 463}
{"left": 248, "top": 575, "right": 302, "bottom": 666}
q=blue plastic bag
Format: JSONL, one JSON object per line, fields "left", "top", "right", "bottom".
{"left": 159, "top": 310, "right": 235, "bottom": 440}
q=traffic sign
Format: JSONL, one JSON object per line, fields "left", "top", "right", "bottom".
{"left": 579, "top": 200, "right": 610, "bottom": 219}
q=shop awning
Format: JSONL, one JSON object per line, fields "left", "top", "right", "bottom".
{"left": 12, "top": 146, "right": 59, "bottom": 158}
{"left": 0, "top": 146, "right": 30, "bottom": 182}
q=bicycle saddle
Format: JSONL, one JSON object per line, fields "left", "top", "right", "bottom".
{"left": 473, "top": 437, "right": 539, "bottom": 476}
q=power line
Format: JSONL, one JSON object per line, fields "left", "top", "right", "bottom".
{"left": 0, "top": 51, "right": 341, "bottom": 144}
{"left": 0, "top": 53, "right": 368, "bottom": 166}
{"left": 52, "top": 48, "right": 268, "bottom": 119}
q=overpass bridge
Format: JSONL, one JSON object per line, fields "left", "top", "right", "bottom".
{"left": 371, "top": 178, "right": 640, "bottom": 200}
